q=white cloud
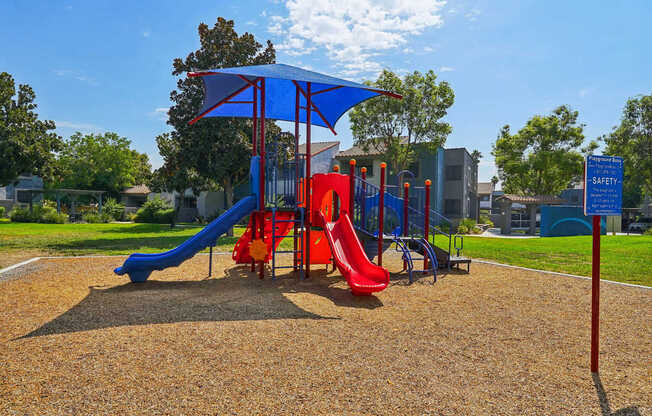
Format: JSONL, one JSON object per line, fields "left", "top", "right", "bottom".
{"left": 55, "top": 121, "right": 105, "bottom": 133}
{"left": 143, "top": 31, "right": 151, "bottom": 37}
{"left": 268, "top": 0, "right": 446, "bottom": 77}
{"left": 439, "top": 66, "right": 454, "bottom": 72}
{"left": 423, "top": 46, "right": 434, "bottom": 52}
{"left": 246, "top": 20, "right": 257, "bottom": 26}
{"left": 148, "top": 107, "right": 169, "bottom": 121}
{"left": 53, "top": 69, "right": 99, "bottom": 86}
{"left": 465, "top": 8, "right": 481, "bottom": 22}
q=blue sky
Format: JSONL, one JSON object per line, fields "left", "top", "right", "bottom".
{"left": 2, "top": 0, "right": 650, "bottom": 183}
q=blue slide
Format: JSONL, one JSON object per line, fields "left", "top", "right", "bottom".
{"left": 114, "top": 194, "right": 258, "bottom": 282}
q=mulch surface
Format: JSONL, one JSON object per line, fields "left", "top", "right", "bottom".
{"left": 1, "top": 252, "right": 650, "bottom": 415}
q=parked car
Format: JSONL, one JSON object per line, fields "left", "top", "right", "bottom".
{"left": 628, "top": 217, "right": 652, "bottom": 233}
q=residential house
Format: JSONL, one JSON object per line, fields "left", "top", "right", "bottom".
{"left": 477, "top": 182, "right": 495, "bottom": 212}
{"left": 0, "top": 174, "right": 44, "bottom": 212}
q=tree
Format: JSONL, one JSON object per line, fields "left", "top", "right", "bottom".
{"left": 470, "top": 150, "right": 482, "bottom": 165}
{"left": 349, "top": 69, "right": 454, "bottom": 177}
{"left": 491, "top": 175, "right": 499, "bottom": 188}
{"left": 492, "top": 105, "right": 589, "bottom": 195}
{"left": 602, "top": 94, "right": 652, "bottom": 207}
{"left": 0, "top": 72, "right": 63, "bottom": 186}
{"left": 156, "top": 17, "right": 277, "bottom": 213}
{"left": 57, "top": 132, "right": 151, "bottom": 197}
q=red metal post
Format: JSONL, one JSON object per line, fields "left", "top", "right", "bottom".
{"left": 294, "top": 85, "right": 300, "bottom": 272}
{"left": 591, "top": 214, "right": 601, "bottom": 372}
{"left": 403, "top": 182, "right": 409, "bottom": 270}
{"left": 305, "top": 82, "right": 312, "bottom": 278}
{"left": 259, "top": 78, "right": 266, "bottom": 279}
{"left": 349, "top": 159, "right": 356, "bottom": 216}
{"left": 378, "top": 163, "right": 386, "bottom": 266}
{"left": 361, "top": 167, "right": 367, "bottom": 229}
{"left": 424, "top": 179, "right": 431, "bottom": 270}
{"left": 252, "top": 84, "right": 258, "bottom": 156}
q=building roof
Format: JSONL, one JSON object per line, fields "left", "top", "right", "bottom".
{"left": 122, "top": 184, "right": 151, "bottom": 195}
{"left": 297, "top": 141, "right": 339, "bottom": 157}
{"left": 336, "top": 144, "right": 384, "bottom": 158}
{"left": 477, "top": 182, "right": 494, "bottom": 195}
{"left": 494, "top": 194, "right": 566, "bottom": 205}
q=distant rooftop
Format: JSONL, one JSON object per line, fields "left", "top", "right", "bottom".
{"left": 298, "top": 141, "right": 339, "bottom": 157}
{"left": 122, "top": 184, "right": 151, "bottom": 195}
{"left": 495, "top": 194, "right": 566, "bottom": 205}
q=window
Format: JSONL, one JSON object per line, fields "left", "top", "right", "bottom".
{"left": 16, "top": 190, "right": 32, "bottom": 203}
{"left": 444, "top": 199, "right": 461, "bottom": 216}
{"left": 357, "top": 162, "right": 374, "bottom": 178}
{"left": 446, "top": 165, "right": 462, "bottom": 181}
{"left": 182, "top": 197, "right": 197, "bottom": 208}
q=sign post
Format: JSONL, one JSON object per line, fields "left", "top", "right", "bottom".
{"left": 583, "top": 155, "right": 623, "bottom": 373}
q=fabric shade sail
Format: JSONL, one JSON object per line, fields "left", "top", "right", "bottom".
{"left": 188, "top": 63, "right": 400, "bottom": 130}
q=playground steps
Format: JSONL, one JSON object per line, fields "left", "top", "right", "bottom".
{"left": 429, "top": 243, "right": 471, "bottom": 273}
{"left": 270, "top": 208, "right": 305, "bottom": 279}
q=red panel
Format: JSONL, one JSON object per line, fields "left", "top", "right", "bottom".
{"left": 233, "top": 211, "right": 295, "bottom": 263}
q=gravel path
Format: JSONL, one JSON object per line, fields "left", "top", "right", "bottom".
{"left": 0, "top": 253, "right": 649, "bottom": 415}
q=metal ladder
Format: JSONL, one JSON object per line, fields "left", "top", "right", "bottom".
{"left": 270, "top": 207, "right": 305, "bottom": 279}
{"left": 393, "top": 236, "right": 439, "bottom": 283}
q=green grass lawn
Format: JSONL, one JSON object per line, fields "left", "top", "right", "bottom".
{"left": 1, "top": 222, "right": 650, "bottom": 286}
{"left": 461, "top": 235, "right": 652, "bottom": 286}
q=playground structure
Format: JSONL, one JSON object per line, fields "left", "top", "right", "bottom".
{"left": 114, "top": 64, "right": 469, "bottom": 294}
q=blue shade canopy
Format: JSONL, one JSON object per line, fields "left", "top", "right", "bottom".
{"left": 188, "top": 64, "right": 400, "bottom": 131}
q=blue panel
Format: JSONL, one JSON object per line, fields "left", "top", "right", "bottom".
{"left": 540, "top": 205, "right": 606, "bottom": 237}
{"left": 584, "top": 155, "right": 623, "bottom": 216}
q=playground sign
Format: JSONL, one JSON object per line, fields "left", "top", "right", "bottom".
{"left": 583, "top": 154, "right": 623, "bottom": 374}
{"left": 583, "top": 155, "right": 623, "bottom": 216}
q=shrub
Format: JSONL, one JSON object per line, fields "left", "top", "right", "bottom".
{"left": 10, "top": 207, "right": 35, "bottom": 222}
{"left": 42, "top": 210, "right": 67, "bottom": 224}
{"left": 82, "top": 212, "right": 112, "bottom": 223}
{"left": 126, "top": 212, "right": 137, "bottom": 222}
{"left": 153, "top": 208, "right": 175, "bottom": 224}
{"left": 644, "top": 228, "right": 652, "bottom": 236}
{"left": 134, "top": 197, "right": 175, "bottom": 224}
{"left": 9, "top": 204, "right": 67, "bottom": 223}
{"left": 103, "top": 197, "right": 125, "bottom": 221}
{"left": 0, "top": 206, "right": 5, "bottom": 218}
{"left": 456, "top": 224, "right": 469, "bottom": 234}
{"left": 479, "top": 214, "right": 494, "bottom": 227}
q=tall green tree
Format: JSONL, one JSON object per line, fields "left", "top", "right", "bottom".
{"left": 0, "top": 72, "right": 63, "bottom": 186}
{"left": 57, "top": 132, "right": 151, "bottom": 197}
{"left": 156, "top": 17, "right": 276, "bottom": 210}
{"left": 349, "top": 69, "right": 454, "bottom": 177}
{"left": 492, "top": 105, "right": 590, "bottom": 195}
{"left": 602, "top": 94, "right": 652, "bottom": 207}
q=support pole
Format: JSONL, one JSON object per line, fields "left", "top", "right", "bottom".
{"left": 209, "top": 244, "right": 213, "bottom": 277}
{"left": 294, "top": 85, "right": 300, "bottom": 272}
{"left": 424, "top": 179, "right": 431, "bottom": 270}
{"left": 591, "top": 214, "right": 601, "bottom": 372}
{"left": 252, "top": 83, "right": 258, "bottom": 156}
{"left": 403, "top": 182, "right": 410, "bottom": 270}
{"left": 378, "top": 163, "right": 386, "bottom": 266}
{"left": 361, "top": 167, "right": 367, "bottom": 228}
{"left": 259, "top": 78, "right": 266, "bottom": 279}
{"left": 403, "top": 182, "right": 410, "bottom": 237}
{"left": 349, "top": 159, "right": 356, "bottom": 217}
{"left": 305, "top": 82, "right": 312, "bottom": 278}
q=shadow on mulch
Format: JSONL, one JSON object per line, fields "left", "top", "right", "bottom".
{"left": 18, "top": 264, "right": 384, "bottom": 339}
{"left": 593, "top": 373, "right": 642, "bottom": 416}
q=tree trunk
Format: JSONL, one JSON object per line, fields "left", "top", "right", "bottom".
{"left": 224, "top": 178, "right": 234, "bottom": 237}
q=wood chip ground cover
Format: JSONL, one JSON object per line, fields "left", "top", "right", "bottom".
{"left": 0, "top": 253, "right": 649, "bottom": 415}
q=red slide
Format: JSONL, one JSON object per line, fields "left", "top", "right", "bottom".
{"left": 319, "top": 211, "right": 389, "bottom": 296}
